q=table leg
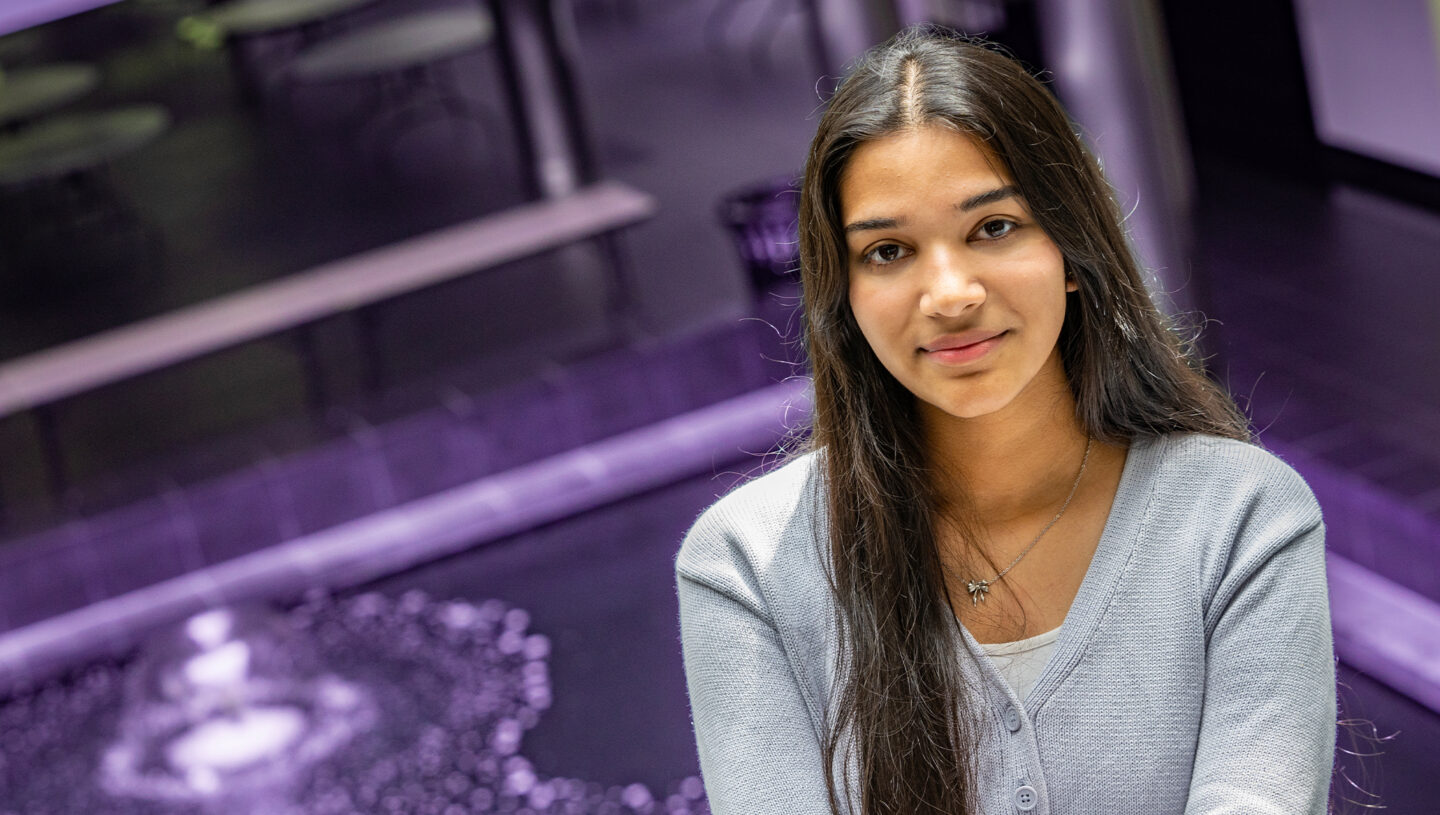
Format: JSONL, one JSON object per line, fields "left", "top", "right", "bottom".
{"left": 538, "top": 0, "right": 598, "bottom": 184}
{"left": 32, "top": 404, "right": 68, "bottom": 504}
{"left": 226, "top": 33, "right": 265, "bottom": 107}
{"left": 487, "top": 0, "right": 542, "bottom": 200}
{"left": 595, "top": 230, "right": 645, "bottom": 340}
{"left": 355, "top": 308, "right": 385, "bottom": 395}
{"left": 292, "top": 324, "right": 329, "bottom": 414}
{"left": 487, "top": 0, "right": 596, "bottom": 199}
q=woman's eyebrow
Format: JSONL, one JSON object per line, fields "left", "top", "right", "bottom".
{"left": 844, "top": 217, "right": 900, "bottom": 234}
{"left": 844, "top": 186, "right": 1022, "bottom": 234}
{"left": 956, "top": 185, "right": 1019, "bottom": 211}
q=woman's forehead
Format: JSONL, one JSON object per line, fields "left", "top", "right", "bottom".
{"left": 838, "top": 126, "right": 1016, "bottom": 219}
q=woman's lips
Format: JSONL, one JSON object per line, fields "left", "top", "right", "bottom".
{"left": 922, "top": 331, "right": 1006, "bottom": 365}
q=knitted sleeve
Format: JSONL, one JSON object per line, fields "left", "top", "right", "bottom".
{"left": 1185, "top": 509, "right": 1336, "bottom": 814}
{"left": 677, "top": 517, "right": 837, "bottom": 815}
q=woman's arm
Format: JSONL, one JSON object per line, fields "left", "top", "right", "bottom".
{"left": 1186, "top": 519, "right": 1336, "bottom": 814}
{"left": 678, "top": 573, "right": 838, "bottom": 814}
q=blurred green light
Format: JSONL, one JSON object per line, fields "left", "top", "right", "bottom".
{"left": 176, "top": 16, "right": 225, "bottom": 50}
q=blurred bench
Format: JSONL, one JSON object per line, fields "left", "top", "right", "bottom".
{"left": 0, "top": 180, "right": 656, "bottom": 494}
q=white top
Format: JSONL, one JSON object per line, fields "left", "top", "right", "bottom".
{"left": 978, "top": 625, "right": 1064, "bottom": 701}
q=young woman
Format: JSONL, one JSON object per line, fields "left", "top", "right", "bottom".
{"left": 676, "top": 26, "right": 1336, "bottom": 815}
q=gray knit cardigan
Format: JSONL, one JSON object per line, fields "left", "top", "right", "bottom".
{"left": 676, "top": 433, "right": 1336, "bottom": 814}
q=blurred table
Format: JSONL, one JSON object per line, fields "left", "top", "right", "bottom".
{"left": 289, "top": 7, "right": 494, "bottom": 83}
{"left": 288, "top": 7, "right": 497, "bottom": 172}
{"left": 197, "top": 0, "right": 593, "bottom": 199}
{"left": 0, "top": 63, "right": 100, "bottom": 130}
{"left": 202, "top": 0, "right": 382, "bottom": 102}
{"left": 0, "top": 104, "right": 169, "bottom": 185}
{"left": 0, "top": 105, "right": 170, "bottom": 304}
{"left": 205, "top": 0, "right": 376, "bottom": 37}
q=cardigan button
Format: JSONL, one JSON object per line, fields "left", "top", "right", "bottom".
{"left": 1002, "top": 704, "right": 1022, "bottom": 732}
{"left": 1014, "top": 784, "right": 1038, "bottom": 811}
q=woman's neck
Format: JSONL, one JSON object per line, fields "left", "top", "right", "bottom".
{"left": 920, "top": 365, "right": 1091, "bottom": 526}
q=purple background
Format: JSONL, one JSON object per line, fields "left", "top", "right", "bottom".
{"left": 0, "top": 0, "right": 1437, "bottom": 811}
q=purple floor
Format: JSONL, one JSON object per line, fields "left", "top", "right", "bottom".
{"left": 1197, "top": 161, "right": 1440, "bottom": 607}
{"left": 0, "top": 316, "right": 800, "bottom": 636}
{"left": 359, "top": 468, "right": 752, "bottom": 793}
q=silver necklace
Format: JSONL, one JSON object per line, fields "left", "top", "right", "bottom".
{"left": 964, "top": 436, "right": 1093, "bottom": 607}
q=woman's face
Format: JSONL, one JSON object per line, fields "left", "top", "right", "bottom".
{"left": 840, "top": 125, "right": 1074, "bottom": 423}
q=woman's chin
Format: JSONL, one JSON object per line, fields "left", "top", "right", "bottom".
{"left": 919, "top": 393, "right": 1014, "bottom": 423}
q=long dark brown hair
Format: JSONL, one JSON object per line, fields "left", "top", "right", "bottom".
{"left": 798, "top": 26, "right": 1250, "bottom": 814}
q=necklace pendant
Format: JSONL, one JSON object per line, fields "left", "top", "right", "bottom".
{"left": 966, "top": 579, "right": 991, "bottom": 606}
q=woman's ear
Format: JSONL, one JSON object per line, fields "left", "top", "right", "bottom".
{"left": 1065, "top": 271, "right": 1078, "bottom": 293}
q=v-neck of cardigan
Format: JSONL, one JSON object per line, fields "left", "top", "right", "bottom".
{"left": 955, "top": 433, "right": 1164, "bottom": 711}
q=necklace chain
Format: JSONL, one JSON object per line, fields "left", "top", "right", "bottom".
{"left": 964, "top": 436, "right": 1093, "bottom": 607}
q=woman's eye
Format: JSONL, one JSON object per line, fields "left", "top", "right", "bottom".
{"left": 862, "top": 243, "right": 910, "bottom": 265}
{"left": 977, "top": 219, "right": 1018, "bottom": 240}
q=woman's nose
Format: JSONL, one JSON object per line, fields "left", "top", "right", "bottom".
{"left": 918, "top": 251, "right": 985, "bottom": 317}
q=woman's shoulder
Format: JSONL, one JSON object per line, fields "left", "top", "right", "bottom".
{"left": 1144, "top": 432, "right": 1320, "bottom": 523}
{"left": 1135, "top": 434, "right": 1330, "bottom": 639}
{"left": 1136, "top": 433, "right": 1325, "bottom": 591}
{"left": 674, "top": 450, "right": 826, "bottom": 594}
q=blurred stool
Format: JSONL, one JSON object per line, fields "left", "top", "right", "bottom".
{"left": 196, "top": 0, "right": 381, "bottom": 104}
{"left": 284, "top": 7, "right": 499, "bottom": 177}
{"left": 718, "top": 174, "right": 801, "bottom": 302}
{"left": 0, "top": 63, "right": 101, "bottom": 133}
{"left": 0, "top": 105, "right": 171, "bottom": 302}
